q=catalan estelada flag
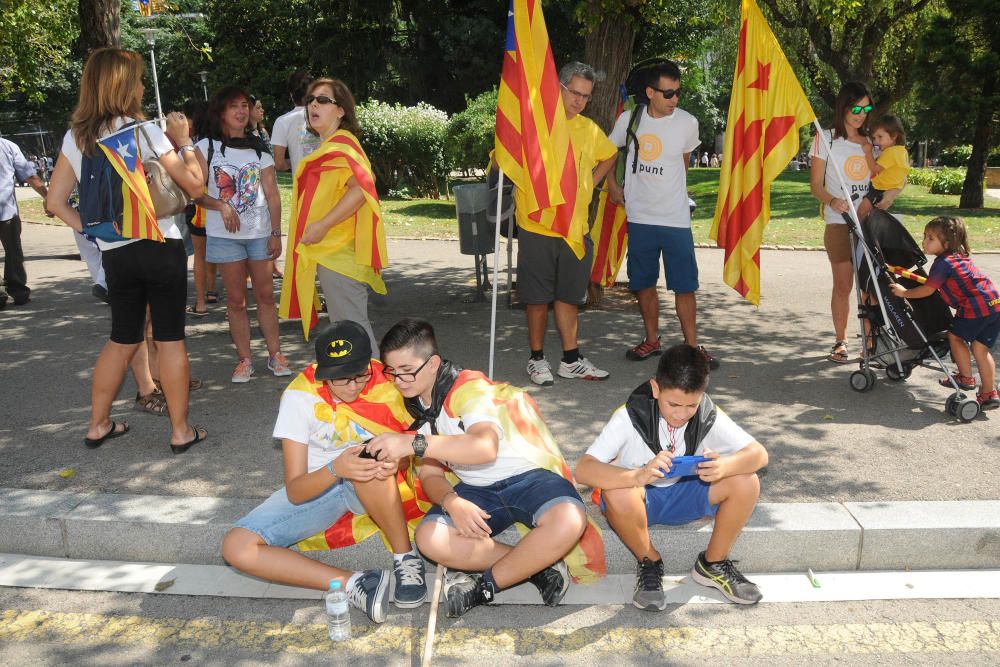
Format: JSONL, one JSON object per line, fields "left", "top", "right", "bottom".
{"left": 494, "top": 0, "right": 582, "bottom": 256}
{"left": 589, "top": 189, "right": 628, "bottom": 288}
{"left": 97, "top": 126, "right": 163, "bottom": 242}
{"left": 279, "top": 130, "right": 387, "bottom": 339}
{"left": 709, "top": 0, "right": 815, "bottom": 305}
{"left": 189, "top": 204, "right": 206, "bottom": 229}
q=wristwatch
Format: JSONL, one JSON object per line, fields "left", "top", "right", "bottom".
{"left": 270, "top": 229, "right": 281, "bottom": 238}
{"left": 412, "top": 433, "right": 428, "bottom": 458}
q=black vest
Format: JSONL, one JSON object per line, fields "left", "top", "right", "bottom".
{"left": 624, "top": 381, "right": 716, "bottom": 456}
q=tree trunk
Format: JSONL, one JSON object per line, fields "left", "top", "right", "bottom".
{"left": 583, "top": 10, "right": 639, "bottom": 134}
{"left": 76, "top": 0, "right": 121, "bottom": 60}
{"left": 959, "top": 73, "right": 996, "bottom": 209}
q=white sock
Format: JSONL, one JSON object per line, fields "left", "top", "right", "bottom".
{"left": 392, "top": 548, "right": 417, "bottom": 564}
{"left": 346, "top": 571, "right": 363, "bottom": 591}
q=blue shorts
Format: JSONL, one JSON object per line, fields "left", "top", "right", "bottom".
{"left": 421, "top": 468, "right": 585, "bottom": 534}
{"left": 233, "top": 479, "right": 364, "bottom": 547}
{"left": 206, "top": 235, "right": 271, "bottom": 263}
{"left": 951, "top": 312, "right": 1000, "bottom": 349}
{"left": 627, "top": 223, "right": 699, "bottom": 293}
{"left": 600, "top": 477, "right": 718, "bottom": 526}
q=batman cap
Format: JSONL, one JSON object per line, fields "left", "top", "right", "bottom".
{"left": 313, "top": 320, "right": 372, "bottom": 380}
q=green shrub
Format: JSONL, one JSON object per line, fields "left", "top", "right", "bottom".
{"left": 907, "top": 168, "right": 936, "bottom": 188}
{"left": 938, "top": 145, "right": 972, "bottom": 167}
{"left": 357, "top": 101, "right": 450, "bottom": 199}
{"left": 988, "top": 148, "right": 1000, "bottom": 168}
{"left": 929, "top": 167, "right": 966, "bottom": 195}
{"left": 447, "top": 88, "right": 498, "bottom": 174}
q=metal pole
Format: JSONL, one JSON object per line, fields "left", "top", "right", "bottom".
{"left": 488, "top": 168, "right": 505, "bottom": 380}
{"left": 140, "top": 29, "right": 164, "bottom": 128}
{"left": 199, "top": 71, "right": 209, "bottom": 101}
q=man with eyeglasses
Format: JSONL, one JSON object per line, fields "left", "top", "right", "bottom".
{"left": 607, "top": 60, "right": 720, "bottom": 370}
{"left": 515, "top": 61, "right": 618, "bottom": 387}
{"left": 221, "top": 320, "right": 425, "bottom": 625}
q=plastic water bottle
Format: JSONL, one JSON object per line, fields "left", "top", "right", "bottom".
{"left": 326, "top": 579, "right": 351, "bottom": 642}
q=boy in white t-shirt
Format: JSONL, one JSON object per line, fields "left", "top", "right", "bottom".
{"left": 575, "top": 344, "right": 768, "bottom": 609}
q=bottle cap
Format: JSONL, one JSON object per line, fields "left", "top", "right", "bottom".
{"left": 329, "top": 579, "right": 342, "bottom": 591}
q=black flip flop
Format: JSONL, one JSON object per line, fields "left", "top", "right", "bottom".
{"left": 186, "top": 306, "right": 209, "bottom": 317}
{"left": 171, "top": 425, "right": 207, "bottom": 455}
{"left": 84, "top": 420, "right": 131, "bottom": 449}
{"left": 205, "top": 291, "right": 219, "bottom": 304}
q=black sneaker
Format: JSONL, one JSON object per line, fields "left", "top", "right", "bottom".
{"left": 690, "top": 551, "right": 762, "bottom": 605}
{"left": 697, "top": 345, "right": 721, "bottom": 370}
{"left": 444, "top": 571, "right": 491, "bottom": 618}
{"left": 632, "top": 557, "right": 666, "bottom": 611}
{"left": 347, "top": 569, "right": 390, "bottom": 623}
{"left": 528, "top": 560, "right": 569, "bottom": 607}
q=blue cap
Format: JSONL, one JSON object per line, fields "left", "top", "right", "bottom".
{"left": 329, "top": 579, "right": 342, "bottom": 590}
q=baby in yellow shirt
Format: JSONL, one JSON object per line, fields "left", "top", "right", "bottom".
{"left": 859, "top": 114, "right": 909, "bottom": 220}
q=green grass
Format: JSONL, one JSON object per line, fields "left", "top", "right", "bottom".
{"left": 23, "top": 169, "right": 1000, "bottom": 249}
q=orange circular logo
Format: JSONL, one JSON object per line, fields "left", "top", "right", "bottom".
{"left": 843, "top": 155, "right": 870, "bottom": 181}
{"left": 637, "top": 134, "right": 663, "bottom": 161}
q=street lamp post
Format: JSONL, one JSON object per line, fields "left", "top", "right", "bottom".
{"left": 198, "top": 71, "right": 209, "bottom": 101}
{"left": 139, "top": 28, "right": 164, "bottom": 126}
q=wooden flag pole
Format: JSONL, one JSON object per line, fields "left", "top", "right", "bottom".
{"left": 420, "top": 562, "right": 445, "bottom": 667}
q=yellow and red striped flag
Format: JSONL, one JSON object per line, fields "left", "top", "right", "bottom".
{"left": 97, "top": 126, "right": 163, "bottom": 242}
{"left": 494, "top": 0, "right": 581, "bottom": 255}
{"left": 589, "top": 189, "right": 628, "bottom": 287}
{"left": 709, "top": 0, "right": 815, "bottom": 305}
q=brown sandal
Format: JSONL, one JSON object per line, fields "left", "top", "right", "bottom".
{"left": 828, "top": 340, "right": 850, "bottom": 364}
{"left": 135, "top": 390, "right": 168, "bottom": 416}
{"left": 153, "top": 378, "right": 204, "bottom": 392}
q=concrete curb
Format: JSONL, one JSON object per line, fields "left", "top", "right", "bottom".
{"left": 2, "top": 487, "right": 999, "bottom": 574}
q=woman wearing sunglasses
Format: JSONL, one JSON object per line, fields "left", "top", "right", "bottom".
{"left": 279, "top": 79, "right": 387, "bottom": 352}
{"left": 810, "top": 81, "right": 873, "bottom": 364}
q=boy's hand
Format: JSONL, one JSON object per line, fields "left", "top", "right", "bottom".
{"left": 332, "top": 445, "right": 382, "bottom": 482}
{"left": 696, "top": 449, "right": 726, "bottom": 483}
{"left": 373, "top": 457, "right": 400, "bottom": 481}
{"left": 366, "top": 433, "right": 415, "bottom": 462}
{"left": 632, "top": 451, "right": 673, "bottom": 486}
{"left": 444, "top": 494, "right": 492, "bottom": 538}
{"left": 889, "top": 282, "right": 907, "bottom": 298}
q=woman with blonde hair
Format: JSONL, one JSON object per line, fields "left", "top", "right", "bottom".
{"left": 47, "top": 48, "right": 208, "bottom": 453}
{"left": 279, "top": 78, "right": 387, "bottom": 350}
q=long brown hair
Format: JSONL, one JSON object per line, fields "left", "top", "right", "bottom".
{"left": 304, "top": 78, "right": 361, "bottom": 136}
{"left": 206, "top": 85, "right": 250, "bottom": 140}
{"left": 832, "top": 81, "right": 872, "bottom": 140}
{"left": 925, "top": 216, "right": 971, "bottom": 257}
{"left": 70, "top": 48, "right": 147, "bottom": 156}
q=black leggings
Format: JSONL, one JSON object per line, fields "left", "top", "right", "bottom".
{"left": 102, "top": 239, "right": 187, "bottom": 344}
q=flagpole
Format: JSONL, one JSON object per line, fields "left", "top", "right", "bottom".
{"left": 488, "top": 168, "right": 505, "bottom": 380}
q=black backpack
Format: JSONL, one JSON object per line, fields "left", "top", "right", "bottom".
{"left": 79, "top": 122, "right": 137, "bottom": 242}
{"left": 616, "top": 57, "right": 676, "bottom": 186}
{"left": 624, "top": 381, "right": 717, "bottom": 457}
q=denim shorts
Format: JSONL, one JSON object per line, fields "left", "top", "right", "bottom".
{"left": 233, "top": 479, "right": 365, "bottom": 547}
{"left": 206, "top": 234, "right": 271, "bottom": 263}
{"left": 951, "top": 312, "right": 1000, "bottom": 349}
{"left": 600, "top": 477, "right": 718, "bottom": 526}
{"left": 422, "top": 468, "right": 584, "bottom": 534}
{"left": 627, "top": 223, "right": 699, "bottom": 293}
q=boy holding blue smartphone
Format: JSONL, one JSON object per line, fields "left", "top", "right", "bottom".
{"left": 574, "top": 344, "right": 768, "bottom": 610}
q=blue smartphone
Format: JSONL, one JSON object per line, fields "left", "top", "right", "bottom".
{"left": 662, "top": 455, "right": 711, "bottom": 478}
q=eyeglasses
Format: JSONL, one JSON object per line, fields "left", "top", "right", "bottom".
{"left": 384, "top": 357, "right": 432, "bottom": 383}
{"left": 305, "top": 95, "right": 338, "bottom": 106}
{"left": 560, "top": 83, "right": 592, "bottom": 103}
{"left": 649, "top": 85, "right": 682, "bottom": 100}
{"left": 850, "top": 104, "right": 873, "bottom": 115}
{"left": 326, "top": 363, "right": 373, "bottom": 387}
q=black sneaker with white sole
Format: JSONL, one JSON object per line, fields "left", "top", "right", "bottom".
{"left": 444, "top": 571, "right": 492, "bottom": 618}
{"left": 632, "top": 557, "right": 666, "bottom": 611}
{"left": 528, "top": 560, "right": 569, "bottom": 607}
{"left": 690, "top": 551, "right": 762, "bottom": 605}
{"left": 347, "top": 569, "right": 391, "bottom": 623}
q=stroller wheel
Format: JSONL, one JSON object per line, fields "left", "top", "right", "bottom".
{"left": 850, "top": 369, "right": 876, "bottom": 393}
{"left": 946, "top": 392, "right": 964, "bottom": 417}
{"left": 885, "top": 364, "right": 912, "bottom": 382}
{"left": 957, "top": 398, "right": 981, "bottom": 423}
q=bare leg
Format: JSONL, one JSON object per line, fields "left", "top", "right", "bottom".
{"left": 129, "top": 340, "right": 157, "bottom": 396}
{"left": 248, "top": 259, "right": 281, "bottom": 358}
{"left": 675, "top": 292, "right": 697, "bottom": 347}
{"left": 352, "top": 474, "right": 412, "bottom": 554}
{"left": 635, "top": 287, "right": 659, "bottom": 343}
{"left": 601, "top": 486, "right": 660, "bottom": 561}
{"left": 949, "top": 332, "right": 973, "bottom": 379}
{"left": 830, "top": 260, "right": 854, "bottom": 342}
{"left": 156, "top": 339, "right": 199, "bottom": 446}
{"left": 553, "top": 300, "right": 579, "bottom": 352}
{"left": 704, "top": 473, "right": 760, "bottom": 562}
{"left": 206, "top": 261, "right": 218, "bottom": 295}
{"left": 220, "top": 260, "right": 252, "bottom": 360}
{"left": 86, "top": 341, "right": 140, "bottom": 440}
{"left": 526, "top": 303, "right": 548, "bottom": 352}
{"left": 971, "top": 341, "right": 996, "bottom": 392}
{"left": 192, "top": 235, "right": 207, "bottom": 312}
{"left": 222, "top": 527, "right": 353, "bottom": 591}
{"left": 144, "top": 315, "right": 158, "bottom": 383}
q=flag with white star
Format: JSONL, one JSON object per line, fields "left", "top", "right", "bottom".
{"left": 97, "top": 125, "right": 162, "bottom": 242}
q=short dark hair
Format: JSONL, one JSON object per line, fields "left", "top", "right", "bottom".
{"left": 380, "top": 318, "right": 439, "bottom": 360}
{"left": 644, "top": 60, "right": 682, "bottom": 89}
{"left": 655, "top": 344, "right": 710, "bottom": 393}
{"left": 872, "top": 114, "right": 906, "bottom": 146}
{"left": 832, "top": 81, "right": 872, "bottom": 140}
{"left": 286, "top": 70, "right": 314, "bottom": 106}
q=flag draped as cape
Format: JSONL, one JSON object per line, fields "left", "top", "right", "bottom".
{"left": 98, "top": 126, "right": 162, "bottom": 242}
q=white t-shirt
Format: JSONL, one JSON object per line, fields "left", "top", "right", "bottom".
{"left": 609, "top": 106, "right": 700, "bottom": 228}
{"left": 271, "top": 106, "right": 322, "bottom": 176}
{"left": 272, "top": 388, "right": 375, "bottom": 473}
{"left": 60, "top": 119, "right": 183, "bottom": 251}
{"left": 810, "top": 131, "right": 871, "bottom": 225}
{"left": 195, "top": 138, "right": 275, "bottom": 239}
{"left": 585, "top": 402, "right": 755, "bottom": 488}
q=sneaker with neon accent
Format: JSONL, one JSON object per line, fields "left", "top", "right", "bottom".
{"left": 690, "top": 551, "right": 762, "bottom": 605}
{"left": 557, "top": 356, "right": 609, "bottom": 381}
{"left": 392, "top": 554, "right": 427, "bottom": 608}
{"left": 231, "top": 358, "right": 254, "bottom": 384}
{"left": 347, "top": 568, "right": 390, "bottom": 623}
{"left": 526, "top": 357, "right": 554, "bottom": 386}
{"left": 267, "top": 352, "right": 293, "bottom": 377}
{"left": 626, "top": 337, "right": 662, "bottom": 361}
{"left": 528, "top": 560, "right": 569, "bottom": 607}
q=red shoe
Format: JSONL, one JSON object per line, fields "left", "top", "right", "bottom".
{"left": 939, "top": 373, "right": 976, "bottom": 390}
{"left": 626, "top": 337, "right": 662, "bottom": 361}
{"left": 977, "top": 389, "right": 1000, "bottom": 410}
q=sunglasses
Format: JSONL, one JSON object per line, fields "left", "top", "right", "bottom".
{"left": 850, "top": 104, "right": 873, "bottom": 115}
{"left": 327, "top": 363, "right": 373, "bottom": 387}
{"left": 649, "top": 85, "right": 682, "bottom": 100}
{"left": 560, "top": 82, "right": 592, "bottom": 103}
{"left": 305, "top": 95, "right": 338, "bottom": 106}
{"left": 384, "top": 356, "right": 432, "bottom": 383}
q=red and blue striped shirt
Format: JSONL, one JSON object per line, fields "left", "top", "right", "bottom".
{"left": 926, "top": 253, "right": 1000, "bottom": 319}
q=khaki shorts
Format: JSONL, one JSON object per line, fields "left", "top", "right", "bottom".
{"left": 824, "top": 223, "right": 852, "bottom": 264}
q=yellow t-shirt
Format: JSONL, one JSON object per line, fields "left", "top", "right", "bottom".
{"left": 872, "top": 145, "right": 909, "bottom": 190}
{"left": 515, "top": 114, "right": 618, "bottom": 244}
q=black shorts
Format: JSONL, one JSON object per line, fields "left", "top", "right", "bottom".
{"left": 516, "top": 227, "right": 593, "bottom": 305}
{"left": 102, "top": 239, "right": 187, "bottom": 344}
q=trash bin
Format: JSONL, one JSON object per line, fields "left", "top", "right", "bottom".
{"left": 455, "top": 183, "right": 495, "bottom": 256}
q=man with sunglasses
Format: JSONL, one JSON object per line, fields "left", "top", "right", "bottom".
{"left": 221, "top": 320, "right": 425, "bottom": 625}
{"left": 607, "top": 60, "right": 720, "bottom": 370}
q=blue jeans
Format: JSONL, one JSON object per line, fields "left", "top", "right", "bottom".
{"left": 233, "top": 480, "right": 365, "bottom": 546}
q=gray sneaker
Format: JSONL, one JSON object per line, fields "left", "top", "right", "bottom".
{"left": 633, "top": 557, "right": 666, "bottom": 611}
{"left": 690, "top": 551, "right": 762, "bottom": 605}
{"left": 392, "top": 554, "right": 427, "bottom": 608}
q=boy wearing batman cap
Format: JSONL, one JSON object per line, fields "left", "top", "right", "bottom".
{"left": 222, "top": 320, "right": 424, "bottom": 625}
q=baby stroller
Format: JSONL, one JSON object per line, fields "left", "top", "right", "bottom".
{"left": 846, "top": 207, "right": 982, "bottom": 422}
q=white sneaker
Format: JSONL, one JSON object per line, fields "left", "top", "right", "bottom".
{"left": 267, "top": 352, "right": 293, "bottom": 377}
{"left": 558, "top": 356, "right": 609, "bottom": 381}
{"left": 231, "top": 358, "right": 254, "bottom": 383}
{"left": 526, "top": 358, "right": 554, "bottom": 386}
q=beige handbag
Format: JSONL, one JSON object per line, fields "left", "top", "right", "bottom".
{"left": 139, "top": 125, "right": 189, "bottom": 218}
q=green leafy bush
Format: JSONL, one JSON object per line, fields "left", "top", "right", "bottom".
{"left": 929, "top": 167, "right": 966, "bottom": 195}
{"left": 357, "top": 101, "right": 450, "bottom": 199}
{"left": 938, "top": 145, "right": 972, "bottom": 167}
{"left": 447, "top": 88, "right": 498, "bottom": 175}
{"left": 907, "top": 168, "right": 936, "bottom": 187}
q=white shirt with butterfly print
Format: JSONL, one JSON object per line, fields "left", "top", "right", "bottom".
{"left": 196, "top": 138, "right": 275, "bottom": 239}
